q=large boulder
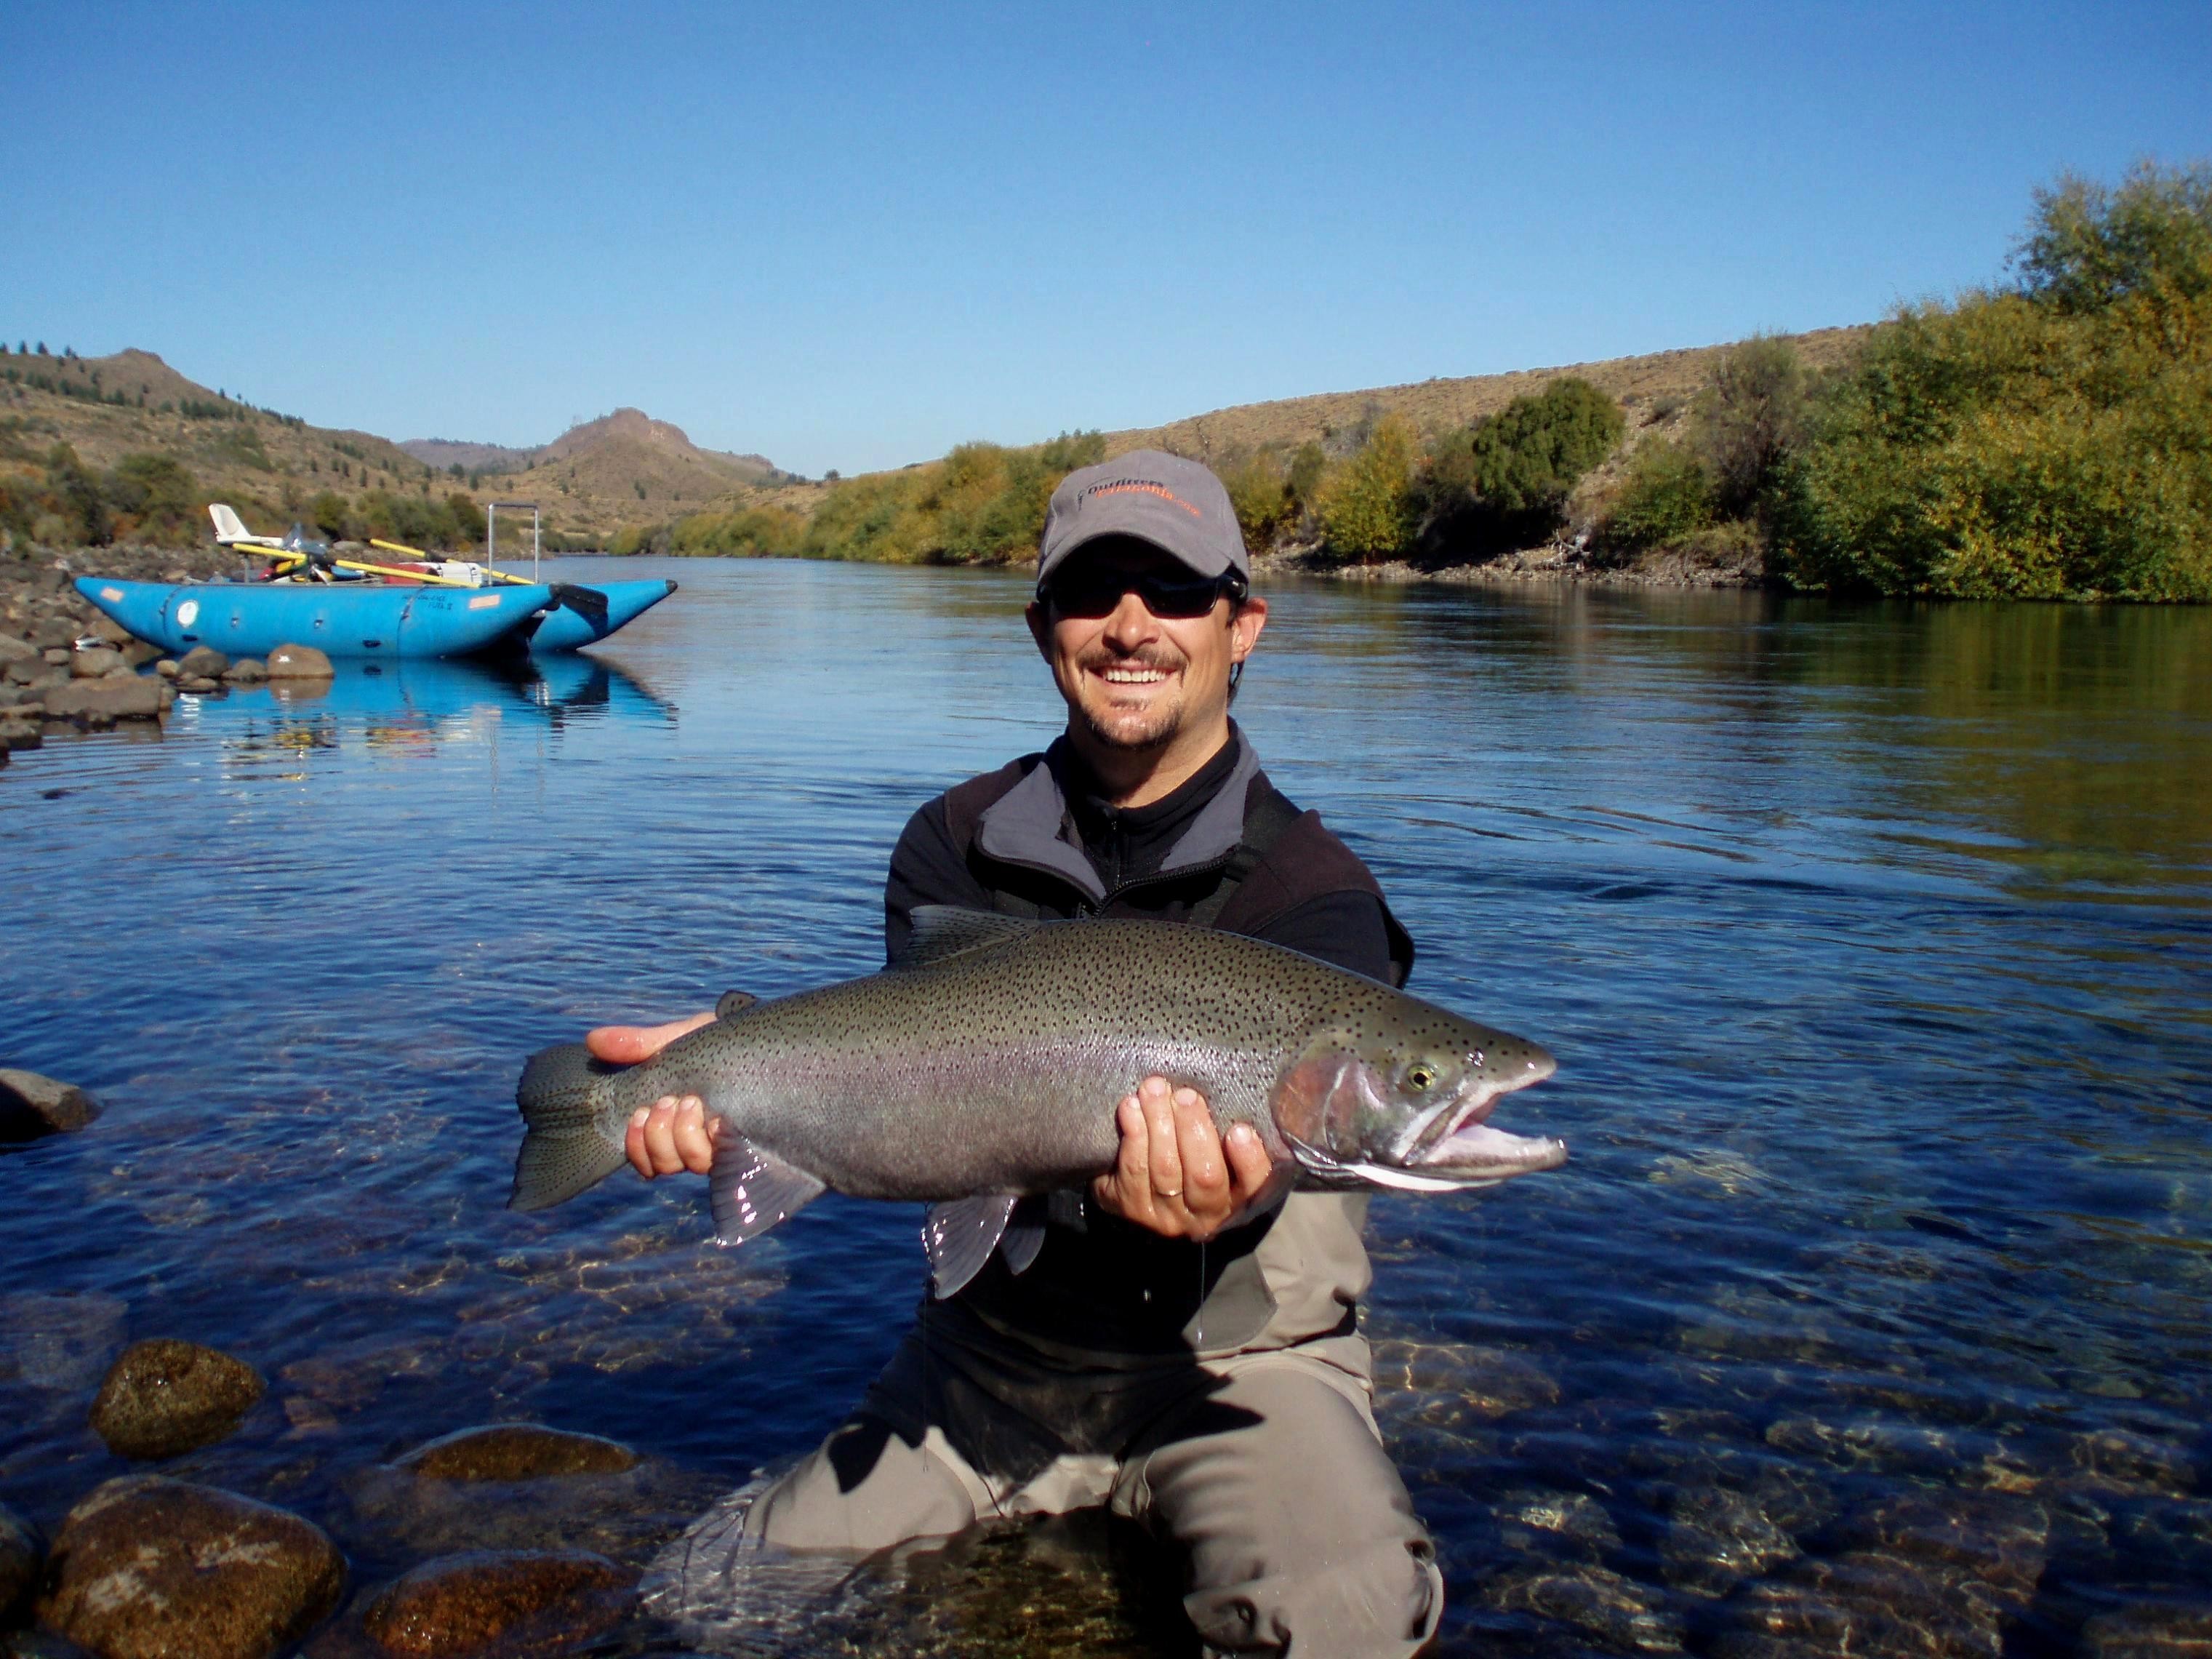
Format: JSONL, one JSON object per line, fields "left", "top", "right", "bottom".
{"left": 265, "top": 644, "right": 333, "bottom": 679}
{"left": 68, "top": 648, "right": 124, "bottom": 679}
{"left": 0, "top": 1503, "right": 41, "bottom": 1629}
{"left": 396, "top": 1426, "right": 638, "bottom": 1483}
{"left": 361, "top": 1551, "right": 635, "bottom": 1658}
{"left": 0, "top": 1070, "right": 102, "bottom": 1141}
{"left": 41, "top": 679, "right": 164, "bottom": 724}
{"left": 89, "top": 1340, "right": 266, "bottom": 1460}
{"left": 175, "top": 645, "right": 229, "bottom": 679}
{"left": 39, "top": 1478, "right": 345, "bottom": 1659}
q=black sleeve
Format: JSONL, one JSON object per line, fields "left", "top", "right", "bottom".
{"left": 1248, "top": 890, "right": 1397, "bottom": 985}
{"left": 883, "top": 796, "right": 995, "bottom": 964}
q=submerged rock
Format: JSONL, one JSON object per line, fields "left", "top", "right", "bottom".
{"left": 2080, "top": 1599, "right": 2212, "bottom": 1658}
{"left": 223, "top": 658, "right": 268, "bottom": 684}
{"left": 0, "top": 1503, "right": 41, "bottom": 1628}
{"left": 175, "top": 644, "right": 228, "bottom": 679}
{"left": 0, "top": 1070, "right": 102, "bottom": 1140}
{"left": 361, "top": 1550, "right": 635, "bottom": 1658}
{"left": 266, "top": 644, "right": 333, "bottom": 679}
{"left": 1712, "top": 1489, "right": 2048, "bottom": 1659}
{"left": 1486, "top": 1561, "right": 1685, "bottom": 1652}
{"left": 1662, "top": 1484, "right": 1800, "bottom": 1598}
{"left": 89, "top": 1338, "right": 266, "bottom": 1460}
{"left": 39, "top": 1476, "right": 345, "bottom": 1659}
{"left": 397, "top": 1426, "right": 638, "bottom": 1483}
{"left": 0, "top": 1292, "right": 127, "bottom": 1391}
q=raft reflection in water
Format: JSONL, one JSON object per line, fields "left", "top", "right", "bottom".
{"left": 183, "top": 654, "right": 678, "bottom": 756}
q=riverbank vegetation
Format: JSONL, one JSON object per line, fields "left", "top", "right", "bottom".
{"left": 1606, "top": 163, "right": 2212, "bottom": 601}
{"left": 619, "top": 164, "right": 2204, "bottom": 604}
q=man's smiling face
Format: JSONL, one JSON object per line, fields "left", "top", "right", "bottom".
{"left": 1026, "top": 537, "right": 1267, "bottom": 767}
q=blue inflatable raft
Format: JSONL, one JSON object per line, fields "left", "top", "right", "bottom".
{"left": 74, "top": 577, "right": 676, "bottom": 659}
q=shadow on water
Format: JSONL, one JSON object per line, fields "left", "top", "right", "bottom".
{"left": 3, "top": 559, "right": 2209, "bottom": 1656}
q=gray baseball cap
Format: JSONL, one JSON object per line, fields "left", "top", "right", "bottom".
{"left": 1035, "top": 449, "right": 1250, "bottom": 594}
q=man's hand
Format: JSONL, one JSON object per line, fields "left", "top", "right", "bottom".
{"left": 585, "top": 1013, "right": 718, "bottom": 1180}
{"left": 1091, "top": 1075, "right": 1278, "bottom": 1243}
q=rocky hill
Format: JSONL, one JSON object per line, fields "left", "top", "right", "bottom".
{"left": 0, "top": 349, "right": 793, "bottom": 545}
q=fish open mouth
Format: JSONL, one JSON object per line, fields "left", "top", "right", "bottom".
{"left": 1402, "top": 1050, "right": 1565, "bottom": 1185}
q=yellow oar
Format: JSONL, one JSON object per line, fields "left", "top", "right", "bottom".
{"left": 263, "top": 549, "right": 480, "bottom": 588}
{"left": 370, "top": 539, "right": 535, "bottom": 585}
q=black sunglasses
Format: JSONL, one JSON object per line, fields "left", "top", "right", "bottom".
{"left": 1040, "top": 566, "right": 1247, "bottom": 620}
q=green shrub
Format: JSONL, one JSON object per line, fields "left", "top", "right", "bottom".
{"left": 1286, "top": 441, "right": 1327, "bottom": 519}
{"left": 1601, "top": 441, "right": 1715, "bottom": 550}
{"left": 1219, "top": 452, "right": 1293, "bottom": 550}
{"left": 1416, "top": 377, "right": 1625, "bottom": 553}
{"left": 797, "top": 431, "right": 1107, "bottom": 565}
{"left": 1775, "top": 164, "right": 2212, "bottom": 600}
{"left": 668, "top": 506, "right": 807, "bottom": 557}
{"left": 309, "top": 491, "right": 349, "bottom": 540}
{"left": 1690, "top": 337, "right": 1809, "bottom": 518}
{"left": 104, "top": 453, "right": 200, "bottom": 545}
{"left": 1319, "top": 415, "right": 1419, "bottom": 562}
{"left": 44, "top": 443, "right": 110, "bottom": 545}
{"left": 446, "top": 493, "right": 486, "bottom": 546}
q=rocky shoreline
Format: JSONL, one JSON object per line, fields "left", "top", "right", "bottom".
{"left": 0, "top": 543, "right": 337, "bottom": 773}
{"left": 1250, "top": 532, "right": 1768, "bottom": 591}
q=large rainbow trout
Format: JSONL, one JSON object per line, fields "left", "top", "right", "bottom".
{"left": 512, "top": 908, "right": 1564, "bottom": 1295}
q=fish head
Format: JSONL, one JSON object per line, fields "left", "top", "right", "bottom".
{"left": 1270, "top": 996, "right": 1564, "bottom": 1193}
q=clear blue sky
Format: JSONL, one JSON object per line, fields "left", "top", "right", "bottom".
{"left": 6, "top": 1, "right": 2206, "bottom": 477}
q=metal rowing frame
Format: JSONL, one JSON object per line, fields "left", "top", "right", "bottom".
{"left": 486, "top": 500, "right": 541, "bottom": 582}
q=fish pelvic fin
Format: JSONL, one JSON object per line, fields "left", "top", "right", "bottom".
{"left": 923, "top": 1195, "right": 1020, "bottom": 1298}
{"left": 708, "top": 1135, "right": 826, "bottom": 1246}
{"left": 511, "top": 1042, "right": 628, "bottom": 1211}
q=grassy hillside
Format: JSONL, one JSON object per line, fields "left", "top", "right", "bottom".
{"left": 1095, "top": 327, "right": 1872, "bottom": 465}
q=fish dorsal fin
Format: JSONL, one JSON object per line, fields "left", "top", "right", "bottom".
{"left": 922, "top": 1194, "right": 1019, "bottom": 1298}
{"left": 708, "top": 1134, "right": 827, "bottom": 1247}
{"left": 715, "top": 989, "right": 758, "bottom": 1020}
{"left": 896, "top": 906, "right": 1041, "bottom": 969}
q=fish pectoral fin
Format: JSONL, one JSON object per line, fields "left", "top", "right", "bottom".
{"left": 715, "top": 989, "right": 758, "bottom": 1020}
{"left": 895, "top": 906, "right": 1041, "bottom": 969}
{"left": 998, "top": 1195, "right": 1049, "bottom": 1276}
{"left": 708, "top": 1135, "right": 828, "bottom": 1247}
{"left": 922, "top": 1194, "right": 1020, "bottom": 1299}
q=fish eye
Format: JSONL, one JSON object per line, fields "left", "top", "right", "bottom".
{"left": 1405, "top": 1063, "right": 1438, "bottom": 1092}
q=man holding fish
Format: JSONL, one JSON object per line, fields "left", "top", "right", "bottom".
{"left": 561, "top": 451, "right": 1563, "bottom": 1655}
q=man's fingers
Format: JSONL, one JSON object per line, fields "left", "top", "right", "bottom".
{"left": 1095, "top": 1092, "right": 1153, "bottom": 1218}
{"left": 628, "top": 1095, "right": 710, "bottom": 1178}
{"left": 673, "top": 1098, "right": 717, "bottom": 1174}
{"left": 1222, "top": 1122, "right": 1277, "bottom": 1204}
{"left": 1139, "top": 1076, "right": 1183, "bottom": 1199}
{"left": 1171, "top": 1087, "right": 1226, "bottom": 1210}
{"left": 587, "top": 1011, "right": 715, "bottom": 1065}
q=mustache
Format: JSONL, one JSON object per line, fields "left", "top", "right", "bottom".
{"left": 1076, "top": 645, "right": 1185, "bottom": 675}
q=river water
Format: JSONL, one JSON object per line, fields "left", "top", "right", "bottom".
{"left": 3, "top": 557, "right": 2208, "bottom": 1656}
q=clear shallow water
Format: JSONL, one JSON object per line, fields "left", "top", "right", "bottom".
{"left": 3, "top": 558, "right": 2208, "bottom": 1656}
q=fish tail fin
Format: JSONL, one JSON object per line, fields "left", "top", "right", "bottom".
{"left": 511, "top": 1042, "right": 628, "bottom": 1210}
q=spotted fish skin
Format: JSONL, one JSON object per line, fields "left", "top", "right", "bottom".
{"left": 510, "top": 909, "right": 1563, "bottom": 1270}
